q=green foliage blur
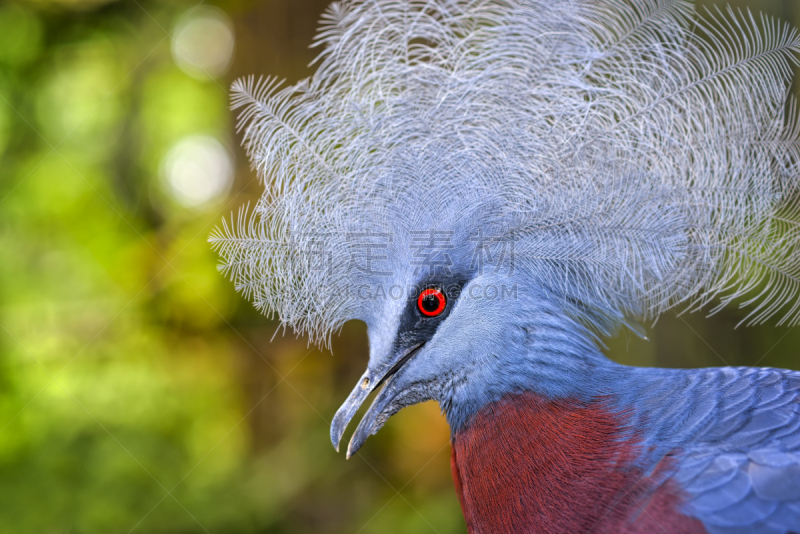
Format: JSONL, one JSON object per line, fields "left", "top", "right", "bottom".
{"left": 0, "top": 0, "right": 797, "bottom": 533}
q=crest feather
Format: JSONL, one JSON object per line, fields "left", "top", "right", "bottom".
{"left": 211, "top": 0, "right": 800, "bottom": 346}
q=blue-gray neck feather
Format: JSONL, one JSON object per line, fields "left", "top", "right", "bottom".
{"left": 439, "top": 293, "right": 626, "bottom": 431}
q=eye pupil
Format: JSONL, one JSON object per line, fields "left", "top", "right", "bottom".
{"left": 421, "top": 294, "right": 439, "bottom": 313}
{"left": 417, "top": 288, "right": 446, "bottom": 316}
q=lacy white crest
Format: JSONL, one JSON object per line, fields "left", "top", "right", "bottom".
{"left": 210, "top": 0, "right": 800, "bottom": 346}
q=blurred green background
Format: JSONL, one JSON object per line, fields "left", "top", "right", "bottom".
{"left": 0, "top": 0, "right": 797, "bottom": 532}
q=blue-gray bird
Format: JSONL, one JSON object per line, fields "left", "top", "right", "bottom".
{"left": 211, "top": 0, "right": 800, "bottom": 532}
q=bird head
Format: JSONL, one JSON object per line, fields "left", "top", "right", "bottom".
{"left": 331, "top": 261, "right": 519, "bottom": 457}
{"left": 212, "top": 0, "right": 800, "bottom": 456}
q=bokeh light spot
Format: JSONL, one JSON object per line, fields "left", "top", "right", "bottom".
{"left": 162, "top": 136, "right": 234, "bottom": 208}
{"left": 171, "top": 7, "right": 235, "bottom": 80}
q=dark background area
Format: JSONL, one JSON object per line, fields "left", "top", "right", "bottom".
{"left": 0, "top": 0, "right": 797, "bottom": 532}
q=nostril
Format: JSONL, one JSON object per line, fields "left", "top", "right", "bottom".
{"left": 361, "top": 377, "right": 370, "bottom": 389}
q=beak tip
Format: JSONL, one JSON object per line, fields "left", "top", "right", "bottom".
{"left": 345, "top": 441, "right": 359, "bottom": 459}
{"left": 346, "top": 431, "right": 366, "bottom": 459}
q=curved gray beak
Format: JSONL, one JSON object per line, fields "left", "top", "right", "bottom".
{"left": 330, "top": 344, "right": 423, "bottom": 458}
{"left": 330, "top": 371, "right": 372, "bottom": 454}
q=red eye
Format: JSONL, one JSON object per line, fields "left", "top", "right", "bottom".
{"left": 417, "top": 288, "right": 447, "bottom": 317}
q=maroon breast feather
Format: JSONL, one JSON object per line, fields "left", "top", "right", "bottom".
{"left": 450, "top": 392, "right": 707, "bottom": 534}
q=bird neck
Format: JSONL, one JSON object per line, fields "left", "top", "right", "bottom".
{"left": 441, "top": 309, "right": 710, "bottom": 533}
{"left": 440, "top": 303, "right": 625, "bottom": 432}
